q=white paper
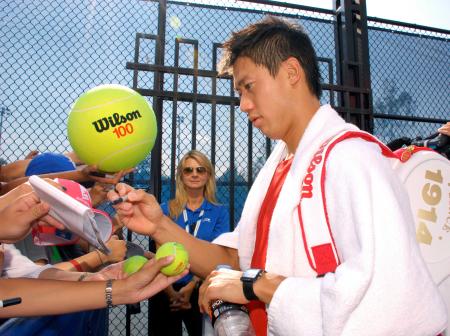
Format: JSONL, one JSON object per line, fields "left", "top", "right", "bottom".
{"left": 29, "top": 175, "right": 111, "bottom": 254}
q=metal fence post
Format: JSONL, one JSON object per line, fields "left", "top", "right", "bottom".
{"left": 149, "top": 0, "right": 167, "bottom": 203}
{"left": 334, "top": 0, "right": 373, "bottom": 131}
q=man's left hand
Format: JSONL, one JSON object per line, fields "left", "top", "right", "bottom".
{"left": 198, "top": 268, "right": 247, "bottom": 315}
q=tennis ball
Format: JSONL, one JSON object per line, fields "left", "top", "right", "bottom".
{"left": 169, "top": 16, "right": 181, "bottom": 29}
{"left": 123, "top": 255, "right": 148, "bottom": 275}
{"left": 155, "top": 242, "right": 189, "bottom": 276}
{"left": 67, "top": 84, "right": 157, "bottom": 173}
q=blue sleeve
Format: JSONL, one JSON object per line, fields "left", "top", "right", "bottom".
{"left": 211, "top": 205, "right": 231, "bottom": 240}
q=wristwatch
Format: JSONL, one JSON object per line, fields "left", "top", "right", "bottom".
{"left": 240, "top": 268, "right": 265, "bottom": 301}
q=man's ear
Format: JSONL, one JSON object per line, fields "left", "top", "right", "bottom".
{"left": 283, "top": 57, "right": 302, "bottom": 85}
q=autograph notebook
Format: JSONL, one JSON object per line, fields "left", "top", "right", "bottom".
{"left": 29, "top": 175, "right": 111, "bottom": 254}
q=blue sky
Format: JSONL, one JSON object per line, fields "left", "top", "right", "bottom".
{"left": 278, "top": 0, "right": 450, "bottom": 30}
{"left": 1, "top": 0, "right": 447, "bottom": 166}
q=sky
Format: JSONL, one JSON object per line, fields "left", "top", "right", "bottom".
{"left": 278, "top": 0, "right": 450, "bottom": 30}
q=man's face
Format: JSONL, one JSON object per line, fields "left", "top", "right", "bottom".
{"left": 233, "top": 56, "right": 291, "bottom": 140}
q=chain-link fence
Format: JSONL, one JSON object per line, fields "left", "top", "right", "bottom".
{"left": 368, "top": 18, "right": 449, "bottom": 142}
{"left": 1, "top": 0, "right": 448, "bottom": 335}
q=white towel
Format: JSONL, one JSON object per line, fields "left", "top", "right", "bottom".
{"left": 233, "top": 104, "right": 357, "bottom": 275}
{"left": 214, "top": 104, "right": 447, "bottom": 335}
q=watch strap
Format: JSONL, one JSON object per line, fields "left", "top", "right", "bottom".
{"left": 241, "top": 269, "right": 264, "bottom": 301}
{"left": 105, "top": 279, "right": 114, "bottom": 308}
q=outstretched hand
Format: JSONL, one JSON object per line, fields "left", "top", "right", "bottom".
{"left": 116, "top": 256, "right": 190, "bottom": 305}
{"left": 438, "top": 122, "right": 450, "bottom": 136}
{"left": 103, "top": 236, "right": 127, "bottom": 264}
{"left": 81, "top": 165, "right": 134, "bottom": 184}
{"left": 0, "top": 191, "right": 65, "bottom": 243}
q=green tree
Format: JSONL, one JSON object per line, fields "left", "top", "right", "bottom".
{"left": 374, "top": 78, "right": 417, "bottom": 141}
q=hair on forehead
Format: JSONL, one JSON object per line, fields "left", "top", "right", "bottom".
{"left": 219, "top": 16, "right": 301, "bottom": 74}
{"left": 218, "top": 15, "right": 322, "bottom": 98}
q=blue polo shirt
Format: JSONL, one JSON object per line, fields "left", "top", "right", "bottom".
{"left": 160, "top": 199, "right": 230, "bottom": 284}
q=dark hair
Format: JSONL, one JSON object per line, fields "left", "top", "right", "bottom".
{"left": 219, "top": 15, "right": 322, "bottom": 98}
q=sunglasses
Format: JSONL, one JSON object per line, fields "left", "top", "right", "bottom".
{"left": 182, "top": 166, "right": 207, "bottom": 175}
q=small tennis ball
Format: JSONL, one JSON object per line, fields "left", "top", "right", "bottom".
{"left": 155, "top": 242, "right": 189, "bottom": 276}
{"left": 123, "top": 255, "right": 148, "bottom": 275}
{"left": 67, "top": 84, "right": 157, "bottom": 173}
{"left": 169, "top": 16, "right": 181, "bottom": 29}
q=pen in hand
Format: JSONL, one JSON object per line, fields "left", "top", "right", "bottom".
{"left": 109, "top": 194, "right": 129, "bottom": 206}
{"left": 0, "top": 297, "right": 22, "bottom": 308}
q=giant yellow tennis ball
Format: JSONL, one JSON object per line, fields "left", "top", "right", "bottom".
{"left": 67, "top": 84, "right": 157, "bottom": 173}
{"left": 155, "top": 242, "right": 189, "bottom": 276}
{"left": 123, "top": 255, "right": 148, "bottom": 275}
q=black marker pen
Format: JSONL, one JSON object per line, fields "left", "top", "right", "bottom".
{"left": 110, "top": 194, "right": 129, "bottom": 206}
{"left": 0, "top": 297, "right": 22, "bottom": 308}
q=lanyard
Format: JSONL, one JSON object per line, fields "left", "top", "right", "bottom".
{"left": 183, "top": 208, "right": 204, "bottom": 237}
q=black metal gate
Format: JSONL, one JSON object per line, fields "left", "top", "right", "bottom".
{"left": 0, "top": 1, "right": 448, "bottom": 335}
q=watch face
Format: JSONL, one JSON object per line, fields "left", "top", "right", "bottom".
{"left": 243, "top": 268, "right": 262, "bottom": 280}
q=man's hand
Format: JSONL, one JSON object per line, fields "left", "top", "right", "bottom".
{"left": 198, "top": 268, "right": 247, "bottom": 315}
{"left": 107, "top": 183, "right": 164, "bottom": 236}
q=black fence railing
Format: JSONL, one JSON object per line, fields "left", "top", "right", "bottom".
{"left": 367, "top": 16, "right": 449, "bottom": 142}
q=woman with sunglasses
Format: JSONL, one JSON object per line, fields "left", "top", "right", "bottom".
{"left": 149, "top": 150, "right": 230, "bottom": 336}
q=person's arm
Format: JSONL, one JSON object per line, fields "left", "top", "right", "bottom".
{"left": 163, "top": 284, "right": 182, "bottom": 304}
{"left": 198, "top": 268, "right": 286, "bottom": 318}
{"left": 169, "top": 280, "right": 196, "bottom": 311}
{"left": 0, "top": 166, "right": 133, "bottom": 195}
{"left": 154, "top": 214, "right": 238, "bottom": 278}
{"left": 0, "top": 255, "right": 187, "bottom": 318}
{"left": 38, "top": 266, "right": 85, "bottom": 281}
{"left": 0, "top": 159, "right": 32, "bottom": 182}
{"left": 109, "top": 185, "right": 239, "bottom": 278}
{"left": 2, "top": 244, "right": 53, "bottom": 279}
{"left": 54, "top": 237, "right": 126, "bottom": 272}
{"left": 0, "top": 170, "right": 87, "bottom": 195}
{"left": 52, "top": 250, "right": 104, "bottom": 272}
{"left": 64, "top": 151, "right": 83, "bottom": 165}
{"left": 23, "top": 150, "right": 39, "bottom": 160}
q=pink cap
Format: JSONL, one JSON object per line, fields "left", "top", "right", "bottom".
{"left": 32, "top": 179, "right": 112, "bottom": 246}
